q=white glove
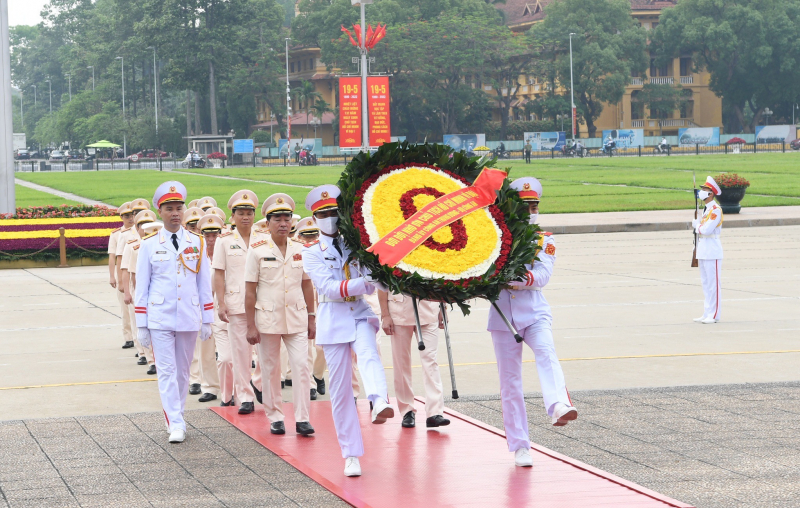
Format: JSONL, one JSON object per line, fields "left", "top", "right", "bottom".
{"left": 137, "top": 328, "right": 151, "bottom": 348}
{"left": 200, "top": 323, "right": 212, "bottom": 341}
{"left": 691, "top": 219, "right": 700, "bottom": 229}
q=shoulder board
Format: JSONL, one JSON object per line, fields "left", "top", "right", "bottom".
{"left": 142, "top": 232, "right": 158, "bottom": 240}
{"left": 133, "top": 245, "right": 140, "bottom": 251}
{"left": 220, "top": 231, "right": 232, "bottom": 238}
{"left": 251, "top": 240, "right": 268, "bottom": 248}
{"left": 543, "top": 231, "right": 552, "bottom": 236}
{"left": 303, "top": 240, "right": 320, "bottom": 248}
{"left": 290, "top": 237, "right": 302, "bottom": 243}
{"left": 127, "top": 239, "right": 137, "bottom": 244}
{"left": 188, "top": 230, "right": 201, "bottom": 237}
{"left": 112, "top": 227, "right": 121, "bottom": 233}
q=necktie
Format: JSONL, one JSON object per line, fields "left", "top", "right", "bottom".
{"left": 332, "top": 237, "right": 343, "bottom": 256}
{"left": 171, "top": 233, "right": 179, "bottom": 251}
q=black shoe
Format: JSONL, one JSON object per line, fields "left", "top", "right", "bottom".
{"left": 198, "top": 393, "right": 217, "bottom": 403}
{"left": 252, "top": 360, "right": 256, "bottom": 369}
{"left": 310, "top": 389, "right": 317, "bottom": 401}
{"left": 220, "top": 398, "right": 234, "bottom": 407}
{"left": 426, "top": 415, "right": 451, "bottom": 428}
{"left": 270, "top": 421, "right": 285, "bottom": 434}
{"left": 296, "top": 421, "right": 315, "bottom": 436}
{"left": 189, "top": 383, "right": 201, "bottom": 395}
{"left": 402, "top": 411, "right": 416, "bottom": 428}
{"left": 238, "top": 402, "right": 254, "bottom": 415}
{"left": 122, "top": 341, "right": 134, "bottom": 349}
{"left": 281, "top": 381, "right": 285, "bottom": 389}
{"left": 313, "top": 376, "right": 326, "bottom": 395}
{"left": 251, "top": 380, "right": 262, "bottom": 404}
{"left": 137, "top": 357, "right": 147, "bottom": 365}
{"left": 135, "top": 353, "right": 139, "bottom": 357}
{"left": 284, "top": 379, "right": 292, "bottom": 387}
{"left": 146, "top": 365, "right": 157, "bottom": 375}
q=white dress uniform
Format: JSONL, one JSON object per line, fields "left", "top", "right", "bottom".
{"left": 302, "top": 185, "right": 394, "bottom": 464}
{"left": 695, "top": 177, "right": 723, "bottom": 323}
{"left": 488, "top": 177, "right": 575, "bottom": 456}
{"left": 135, "top": 182, "right": 214, "bottom": 434}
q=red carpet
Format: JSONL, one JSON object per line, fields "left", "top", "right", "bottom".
{"left": 211, "top": 400, "right": 693, "bottom": 508}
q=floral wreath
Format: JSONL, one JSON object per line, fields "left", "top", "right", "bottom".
{"left": 337, "top": 142, "right": 540, "bottom": 313}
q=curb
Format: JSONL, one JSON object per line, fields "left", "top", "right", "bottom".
{"left": 548, "top": 217, "right": 800, "bottom": 234}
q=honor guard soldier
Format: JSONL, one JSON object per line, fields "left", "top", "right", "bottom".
{"left": 109, "top": 202, "right": 136, "bottom": 349}
{"left": 198, "top": 196, "right": 217, "bottom": 212}
{"left": 378, "top": 293, "right": 450, "bottom": 429}
{"left": 213, "top": 190, "right": 268, "bottom": 415}
{"left": 296, "top": 217, "right": 326, "bottom": 397}
{"left": 121, "top": 210, "right": 158, "bottom": 370}
{"left": 201, "top": 215, "right": 234, "bottom": 405}
{"left": 135, "top": 181, "right": 214, "bottom": 443}
{"left": 488, "top": 177, "right": 577, "bottom": 467}
{"left": 302, "top": 184, "right": 395, "bottom": 477}
{"left": 244, "top": 194, "right": 316, "bottom": 436}
{"left": 693, "top": 176, "right": 723, "bottom": 324}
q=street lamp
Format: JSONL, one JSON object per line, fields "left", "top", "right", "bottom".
{"left": 270, "top": 113, "right": 275, "bottom": 145}
{"left": 20, "top": 90, "right": 23, "bottom": 128}
{"left": 87, "top": 66, "right": 94, "bottom": 91}
{"left": 569, "top": 32, "right": 576, "bottom": 141}
{"left": 353, "top": 0, "right": 373, "bottom": 150}
{"left": 793, "top": 103, "right": 798, "bottom": 126}
{"left": 763, "top": 107, "right": 773, "bottom": 126}
{"left": 31, "top": 85, "right": 36, "bottom": 106}
{"left": 147, "top": 46, "right": 159, "bottom": 149}
{"left": 115, "top": 56, "right": 126, "bottom": 156}
{"left": 285, "top": 38, "right": 292, "bottom": 147}
{"left": 65, "top": 73, "right": 71, "bottom": 101}
{"left": 45, "top": 79, "right": 51, "bottom": 113}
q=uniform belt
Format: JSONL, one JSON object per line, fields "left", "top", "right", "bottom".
{"left": 509, "top": 286, "right": 542, "bottom": 291}
{"left": 698, "top": 234, "right": 720, "bottom": 239}
{"left": 319, "top": 294, "right": 364, "bottom": 303}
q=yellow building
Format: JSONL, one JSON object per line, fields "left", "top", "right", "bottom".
{"left": 497, "top": 0, "right": 722, "bottom": 137}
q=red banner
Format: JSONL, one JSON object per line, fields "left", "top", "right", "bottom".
{"left": 367, "top": 76, "right": 391, "bottom": 147}
{"left": 366, "top": 168, "right": 507, "bottom": 267}
{"left": 339, "top": 77, "right": 362, "bottom": 149}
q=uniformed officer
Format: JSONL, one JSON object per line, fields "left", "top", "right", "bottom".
{"left": 109, "top": 202, "right": 135, "bottom": 349}
{"left": 198, "top": 196, "right": 217, "bottom": 212}
{"left": 255, "top": 218, "right": 269, "bottom": 233}
{"left": 135, "top": 181, "right": 214, "bottom": 443}
{"left": 302, "top": 184, "right": 395, "bottom": 477}
{"left": 206, "top": 207, "right": 228, "bottom": 230}
{"left": 244, "top": 194, "right": 316, "bottom": 436}
{"left": 187, "top": 199, "right": 199, "bottom": 209}
{"left": 183, "top": 207, "right": 205, "bottom": 234}
{"left": 116, "top": 199, "right": 151, "bottom": 357}
{"left": 212, "top": 190, "right": 268, "bottom": 415}
{"left": 121, "top": 210, "right": 158, "bottom": 372}
{"left": 488, "top": 177, "right": 577, "bottom": 467}
{"left": 184, "top": 205, "right": 211, "bottom": 395}
{"left": 296, "top": 217, "right": 326, "bottom": 397}
{"left": 692, "top": 176, "right": 723, "bottom": 324}
{"left": 201, "top": 214, "right": 234, "bottom": 405}
{"left": 378, "top": 293, "right": 450, "bottom": 428}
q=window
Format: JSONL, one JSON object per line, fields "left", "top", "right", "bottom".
{"left": 680, "top": 90, "right": 694, "bottom": 118}
{"left": 630, "top": 91, "right": 644, "bottom": 120}
{"left": 649, "top": 58, "right": 669, "bottom": 77}
{"left": 310, "top": 58, "right": 315, "bottom": 69}
{"left": 290, "top": 62, "right": 295, "bottom": 73}
{"left": 680, "top": 57, "right": 692, "bottom": 76}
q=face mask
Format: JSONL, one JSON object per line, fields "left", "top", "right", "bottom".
{"left": 698, "top": 190, "right": 711, "bottom": 200}
{"left": 315, "top": 216, "right": 339, "bottom": 235}
{"left": 528, "top": 213, "right": 539, "bottom": 225}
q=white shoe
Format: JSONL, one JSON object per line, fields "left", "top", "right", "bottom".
{"left": 551, "top": 402, "right": 578, "bottom": 427}
{"left": 700, "top": 317, "right": 718, "bottom": 324}
{"left": 168, "top": 429, "right": 186, "bottom": 443}
{"left": 371, "top": 398, "right": 395, "bottom": 424}
{"left": 514, "top": 448, "right": 533, "bottom": 467}
{"left": 344, "top": 457, "right": 362, "bottom": 477}
{"left": 693, "top": 316, "right": 705, "bottom": 322}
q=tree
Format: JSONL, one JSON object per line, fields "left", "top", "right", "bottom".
{"left": 293, "top": 80, "right": 322, "bottom": 137}
{"left": 532, "top": 0, "right": 648, "bottom": 137}
{"left": 637, "top": 83, "right": 685, "bottom": 135}
{"left": 310, "top": 97, "right": 332, "bottom": 134}
{"left": 650, "top": 0, "right": 800, "bottom": 133}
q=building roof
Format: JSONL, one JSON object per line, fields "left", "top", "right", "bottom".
{"left": 497, "top": 0, "right": 677, "bottom": 28}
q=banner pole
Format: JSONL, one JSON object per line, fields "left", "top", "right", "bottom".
{"left": 440, "top": 302, "right": 458, "bottom": 399}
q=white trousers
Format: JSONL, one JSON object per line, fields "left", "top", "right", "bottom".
{"left": 117, "top": 290, "right": 132, "bottom": 346}
{"left": 214, "top": 322, "right": 234, "bottom": 403}
{"left": 491, "top": 321, "right": 571, "bottom": 452}
{"left": 257, "top": 332, "right": 311, "bottom": 423}
{"left": 228, "top": 314, "right": 255, "bottom": 403}
{"left": 322, "top": 320, "right": 388, "bottom": 458}
{"left": 390, "top": 324, "right": 445, "bottom": 418}
{"left": 150, "top": 330, "right": 197, "bottom": 432}
{"left": 699, "top": 259, "right": 722, "bottom": 321}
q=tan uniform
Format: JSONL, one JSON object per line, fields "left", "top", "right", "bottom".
{"left": 116, "top": 227, "right": 144, "bottom": 356}
{"left": 244, "top": 237, "right": 311, "bottom": 424}
{"left": 212, "top": 229, "right": 268, "bottom": 404}
{"left": 122, "top": 239, "right": 154, "bottom": 365}
{"left": 108, "top": 227, "right": 131, "bottom": 347}
{"left": 385, "top": 295, "right": 444, "bottom": 418}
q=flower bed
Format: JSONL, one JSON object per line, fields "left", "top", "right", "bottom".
{"left": 713, "top": 173, "right": 750, "bottom": 189}
{"left": 0, "top": 206, "right": 122, "bottom": 261}
{"left": 338, "top": 142, "right": 539, "bottom": 313}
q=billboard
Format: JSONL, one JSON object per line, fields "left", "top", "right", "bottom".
{"left": 602, "top": 129, "right": 644, "bottom": 148}
{"left": 279, "top": 138, "right": 322, "bottom": 157}
{"left": 755, "top": 125, "right": 797, "bottom": 143}
{"left": 678, "top": 127, "right": 720, "bottom": 147}
{"left": 339, "top": 77, "right": 362, "bottom": 149}
{"left": 367, "top": 76, "right": 391, "bottom": 147}
{"left": 523, "top": 131, "right": 566, "bottom": 151}
{"left": 233, "top": 139, "right": 254, "bottom": 154}
{"left": 443, "top": 134, "right": 486, "bottom": 153}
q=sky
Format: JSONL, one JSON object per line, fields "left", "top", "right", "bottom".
{"left": 8, "top": 0, "right": 50, "bottom": 27}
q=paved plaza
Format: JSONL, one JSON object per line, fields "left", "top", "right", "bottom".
{"left": 0, "top": 225, "right": 798, "bottom": 507}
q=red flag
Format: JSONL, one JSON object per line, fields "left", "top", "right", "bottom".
{"left": 365, "top": 24, "right": 374, "bottom": 46}
{"left": 352, "top": 24, "right": 363, "bottom": 48}
{"left": 368, "top": 25, "right": 387, "bottom": 49}
{"left": 341, "top": 25, "right": 358, "bottom": 48}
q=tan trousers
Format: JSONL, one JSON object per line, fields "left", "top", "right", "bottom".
{"left": 213, "top": 322, "right": 234, "bottom": 402}
{"left": 257, "top": 332, "right": 311, "bottom": 423}
{"left": 126, "top": 301, "right": 153, "bottom": 364}
{"left": 117, "top": 290, "right": 132, "bottom": 346}
{"left": 198, "top": 335, "right": 220, "bottom": 395}
{"left": 228, "top": 314, "right": 255, "bottom": 403}
{"left": 390, "top": 323, "right": 445, "bottom": 418}
{"left": 283, "top": 340, "right": 326, "bottom": 381}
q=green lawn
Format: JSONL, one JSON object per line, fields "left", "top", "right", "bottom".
{"left": 15, "top": 185, "right": 82, "bottom": 207}
{"left": 16, "top": 152, "right": 800, "bottom": 213}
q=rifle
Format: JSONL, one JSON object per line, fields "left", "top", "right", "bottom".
{"left": 691, "top": 170, "right": 699, "bottom": 268}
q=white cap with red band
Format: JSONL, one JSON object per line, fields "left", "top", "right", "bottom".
{"left": 305, "top": 184, "right": 340, "bottom": 213}
{"left": 703, "top": 176, "right": 721, "bottom": 196}
{"left": 510, "top": 177, "right": 543, "bottom": 202}
{"left": 153, "top": 181, "right": 187, "bottom": 209}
